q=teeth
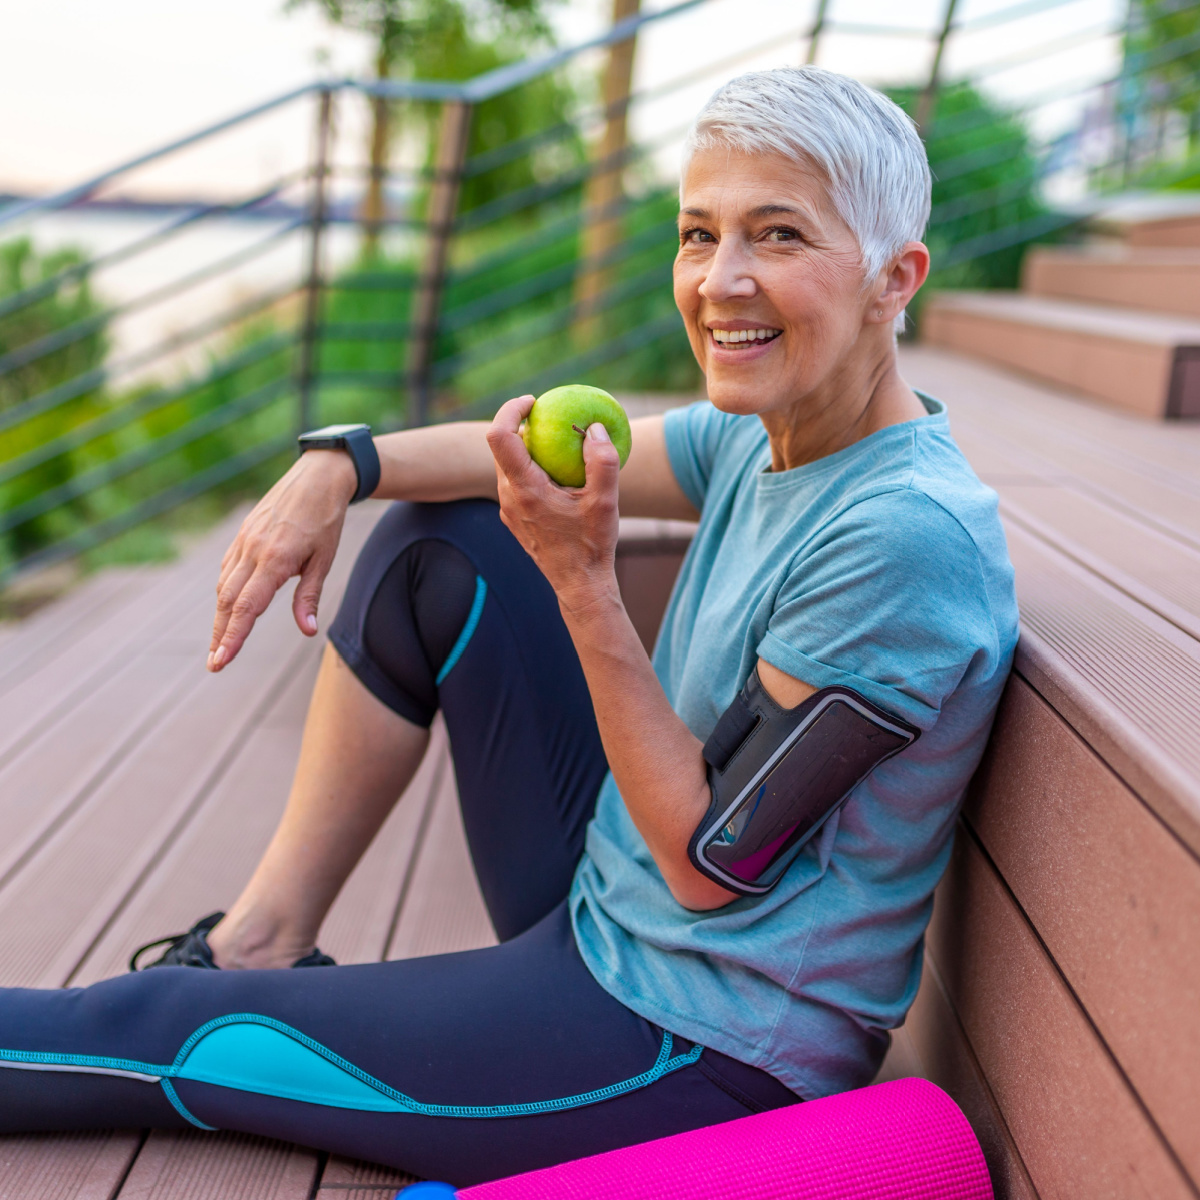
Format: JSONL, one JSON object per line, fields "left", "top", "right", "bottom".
{"left": 712, "top": 328, "right": 780, "bottom": 343}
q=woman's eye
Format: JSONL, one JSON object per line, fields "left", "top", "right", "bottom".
{"left": 764, "top": 226, "right": 801, "bottom": 243}
{"left": 680, "top": 227, "right": 716, "bottom": 245}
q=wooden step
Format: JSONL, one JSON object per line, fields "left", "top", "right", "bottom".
{"left": 965, "top": 673, "right": 1200, "bottom": 1178}
{"left": 1023, "top": 245, "right": 1200, "bottom": 320}
{"left": 1091, "top": 194, "right": 1200, "bottom": 249}
{"left": 1129, "top": 213, "right": 1200, "bottom": 249}
{"left": 921, "top": 291, "right": 1200, "bottom": 418}
{"left": 924, "top": 830, "right": 1194, "bottom": 1199}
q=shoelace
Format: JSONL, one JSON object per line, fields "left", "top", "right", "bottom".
{"left": 129, "top": 930, "right": 193, "bottom": 971}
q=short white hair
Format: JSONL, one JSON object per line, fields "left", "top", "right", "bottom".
{"left": 682, "top": 66, "right": 931, "bottom": 333}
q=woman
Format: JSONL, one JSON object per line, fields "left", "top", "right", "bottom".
{"left": 0, "top": 67, "right": 1017, "bottom": 1184}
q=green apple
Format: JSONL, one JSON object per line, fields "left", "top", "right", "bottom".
{"left": 521, "top": 384, "right": 632, "bottom": 488}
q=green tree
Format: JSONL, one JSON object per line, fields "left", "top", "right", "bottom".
{"left": 1127, "top": 0, "right": 1200, "bottom": 149}
{"left": 0, "top": 238, "right": 110, "bottom": 564}
{"left": 0, "top": 238, "right": 106, "bottom": 415}
{"left": 889, "top": 83, "right": 1058, "bottom": 326}
{"left": 287, "top": 0, "right": 567, "bottom": 249}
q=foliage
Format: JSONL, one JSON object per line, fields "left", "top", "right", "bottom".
{"left": 410, "top": 8, "right": 583, "bottom": 215}
{"left": 0, "top": 239, "right": 110, "bottom": 567}
{"left": 888, "top": 83, "right": 1061, "bottom": 328}
{"left": 287, "top": 0, "right": 551, "bottom": 75}
{"left": 0, "top": 236, "right": 295, "bottom": 577}
{"left": 288, "top": 0, "right": 580, "bottom": 219}
{"left": 1127, "top": 0, "right": 1200, "bottom": 138}
{"left": 0, "top": 239, "right": 108, "bottom": 415}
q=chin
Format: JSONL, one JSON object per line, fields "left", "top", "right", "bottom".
{"left": 704, "top": 373, "right": 785, "bottom": 417}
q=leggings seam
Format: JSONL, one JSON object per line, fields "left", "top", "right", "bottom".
{"left": 695, "top": 1056, "right": 772, "bottom": 1114}
{"left": 0, "top": 1016, "right": 705, "bottom": 1122}
{"left": 435, "top": 576, "right": 488, "bottom": 686}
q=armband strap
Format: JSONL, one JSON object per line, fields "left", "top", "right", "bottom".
{"left": 689, "top": 668, "right": 920, "bottom": 897}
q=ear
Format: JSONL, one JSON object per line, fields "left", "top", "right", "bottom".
{"left": 869, "top": 242, "right": 930, "bottom": 326}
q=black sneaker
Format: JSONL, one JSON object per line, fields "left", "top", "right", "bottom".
{"left": 129, "top": 912, "right": 337, "bottom": 971}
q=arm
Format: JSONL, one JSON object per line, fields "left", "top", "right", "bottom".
{"left": 207, "top": 410, "right": 692, "bottom": 671}
{"left": 487, "top": 397, "right": 812, "bottom": 912}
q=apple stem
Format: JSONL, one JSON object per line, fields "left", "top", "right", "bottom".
{"left": 571, "top": 424, "right": 586, "bottom": 436}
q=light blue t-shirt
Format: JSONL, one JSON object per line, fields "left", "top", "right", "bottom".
{"left": 569, "top": 394, "right": 1018, "bottom": 1100}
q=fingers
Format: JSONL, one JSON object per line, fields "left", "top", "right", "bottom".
{"left": 209, "top": 552, "right": 256, "bottom": 662}
{"left": 492, "top": 393, "right": 536, "bottom": 433}
{"left": 582, "top": 422, "right": 621, "bottom": 498}
{"left": 291, "top": 552, "right": 331, "bottom": 638}
{"left": 486, "top": 395, "right": 541, "bottom": 484}
{"left": 208, "top": 564, "right": 286, "bottom": 671}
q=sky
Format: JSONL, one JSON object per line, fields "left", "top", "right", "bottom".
{"left": 1, "top": 0, "right": 1126, "bottom": 199}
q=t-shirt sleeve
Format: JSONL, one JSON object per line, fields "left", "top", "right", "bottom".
{"left": 758, "top": 491, "right": 1000, "bottom": 731}
{"left": 662, "top": 401, "right": 744, "bottom": 513}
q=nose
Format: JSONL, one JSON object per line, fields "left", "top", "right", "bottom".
{"left": 698, "top": 237, "right": 757, "bottom": 303}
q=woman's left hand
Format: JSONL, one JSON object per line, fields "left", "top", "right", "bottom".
{"left": 487, "top": 394, "right": 622, "bottom": 614}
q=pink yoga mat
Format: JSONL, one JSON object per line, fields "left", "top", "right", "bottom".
{"left": 456, "top": 1078, "right": 993, "bottom": 1200}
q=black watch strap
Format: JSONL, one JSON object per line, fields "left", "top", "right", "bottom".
{"left": 298, "top": 424, "right": 381, "bottom": 504}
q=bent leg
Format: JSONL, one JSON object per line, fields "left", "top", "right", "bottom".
{"left": 0, "top": 905, "right": 795, "bottom": 1184}
{"left": 210, "top": 644, "right": 429, "bottom": 969}
{"left": 326, "top": 500, "right": 609, "bottom": 941}
{"left": 214, "top": 498, "right": 607, "bottom": 963}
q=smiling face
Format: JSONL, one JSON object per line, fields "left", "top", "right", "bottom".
{"left": 674, "top": 146, "right": 889, "bottom": 420}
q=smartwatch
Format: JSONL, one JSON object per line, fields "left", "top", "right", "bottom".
{"left": 298, "top": 424, "right": 381, "bottom": 504}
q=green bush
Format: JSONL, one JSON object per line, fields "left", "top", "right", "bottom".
{"left": 889, "top": 83, "right": 1063, "bottom": 328}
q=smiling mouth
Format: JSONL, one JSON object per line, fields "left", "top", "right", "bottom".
{"left": 710, "top": 328, "right": 782, "bottom": 349}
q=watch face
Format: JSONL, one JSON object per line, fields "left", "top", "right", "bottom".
{"left": 304, "top": 424, "right": 366, "bottom": 438}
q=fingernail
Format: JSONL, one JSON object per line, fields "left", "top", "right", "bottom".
{"left": 213, "top": 646, "right": 227, "bottom": 667}
{"left": 305, "top": 614, "right": 318, "bottom": 634}
{"left": 588, "top": 423, "right": 610, "bottom": 443}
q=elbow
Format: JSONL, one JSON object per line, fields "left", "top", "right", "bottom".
{"left": 666, "top": 868, "right": 738, "bottom": 913}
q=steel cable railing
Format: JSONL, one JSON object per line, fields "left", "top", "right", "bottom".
{"left": 3, "top": 0, "right": 1197, "bottom": 587}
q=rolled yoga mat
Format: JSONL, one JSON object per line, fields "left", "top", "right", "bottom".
{"left": 436, "top": 1077, "right": 993, "bottom": 1200}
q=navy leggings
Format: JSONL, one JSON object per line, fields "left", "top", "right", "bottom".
{"left": 0, "top": 500, "right": 796, "bottom": 1185}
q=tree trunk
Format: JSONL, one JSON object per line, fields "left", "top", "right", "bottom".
{"left": 362, "top": 44, "right": 392, "bottom": 258}
{"left": 574, "top": 0, "right": 640, "bottom": 345}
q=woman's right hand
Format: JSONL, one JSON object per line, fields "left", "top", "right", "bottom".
{"left": 207, "top": 449, "right": 358, "bottom": 672}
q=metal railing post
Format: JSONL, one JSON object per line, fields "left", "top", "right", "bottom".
{"left": 296, "top": 86, "right": 334, "bottom": 435}
{"left": 408, "top": 98, "right": 473, "bottom": 427}
{"left": 916, "top": 0, "right": 961, "bottom": 131}
{"left": 806, "top": 0, "right": 831, "bottom": 65}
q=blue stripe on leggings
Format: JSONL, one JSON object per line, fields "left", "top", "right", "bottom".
{"left": 0, "top": 1013, "right": 704, "bottom": 1123}
{"left": 435, "top": 575, "right": 487, "bottom": 686}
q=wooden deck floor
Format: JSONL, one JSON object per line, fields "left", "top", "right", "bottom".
{"left": 1, "top": 345, "right": 1198, "bottom": 1199}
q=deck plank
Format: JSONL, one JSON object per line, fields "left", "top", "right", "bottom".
{"left": 0, "top": 1131, "right": 142, "bottom": 1200}
{"left": 878, "top": 949, "right": 1038, "bottom": 1200}
{"left": 115, "top": 1131, "right": 317, "bottom": 1200}
{"left": 967, "top": 675, "right": 1200, "bottom": 1179}
{"left": 0, "top": 568, "right": 147, "bottom": 696}
{"left": 0, "top": 506, "right": 385, "bottom": 1200}
{"left": 0, "top": 602, "right": 314, "bottom": 989}
{"left": 928, "top": 833, "right": 1195, "bottom": 1200}
{"left": 1006, "top": 527, "right": 1200, "bottom": 856}
{"left": 0, "top": 512, "right": 246, "bottom": 770}
{"left": 318, "top": 1156, "right": 416, "bottom": 1195}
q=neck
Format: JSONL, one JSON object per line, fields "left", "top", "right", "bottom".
{"left": 759, "top": 338, "right": 925, "bottom": 473}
